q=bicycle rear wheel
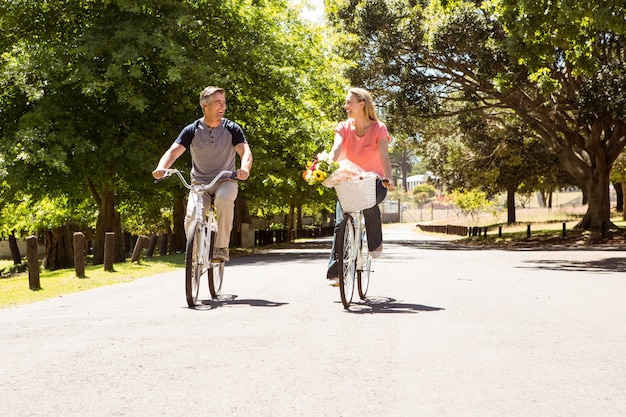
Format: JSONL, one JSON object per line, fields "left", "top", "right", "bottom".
{"left": 357, "top": 229, "right": 371, "bottom": 299}
{"left": 337, "top": 214, "right": 356, "bottom": 309}
{"left": 185, "top": 227, "right": 203, "bottom": 307}
{"left": 208, "top": 261, "right": 224, "bottom": 297}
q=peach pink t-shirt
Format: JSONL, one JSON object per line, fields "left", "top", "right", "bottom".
{"left": 335, "top": 119, "right": 390, "bottom": 177}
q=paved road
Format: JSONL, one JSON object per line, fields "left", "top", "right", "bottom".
{"left": 1, "top": 223, "right": 625, "bottom": 417}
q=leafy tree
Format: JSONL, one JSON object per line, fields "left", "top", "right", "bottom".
{"left": 0, "top": 194, "right": 96, "bottom": 269}
{"left": 328, "top": 0, "right": 626, "bottom": 231}
{"left": 0, "top": 0, "right": 347, "bottom": 265}
{"left": 449, "top": 189, "right": 493, "bottom": 221}
{"left": 457, "top": 110, "right": 572, "bottom": 222}
{"left": 412, "top": 183, "right": 436, "bottom": 207}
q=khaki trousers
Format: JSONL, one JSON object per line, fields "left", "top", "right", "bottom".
{"left": 184, "top": 180, "right": 238, "bottom": 249}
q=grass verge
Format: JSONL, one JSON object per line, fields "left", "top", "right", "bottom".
{"left": 0, "top": 253, "right": 184, "bottom": 310}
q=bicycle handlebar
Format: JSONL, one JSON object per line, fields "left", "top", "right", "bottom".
{"left": 155, "top": 169, "right": 238, "bottom": 190}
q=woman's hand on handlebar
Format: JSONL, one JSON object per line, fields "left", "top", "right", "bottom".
{"left": 382, "top": 178, "right": 395, "bottom": 191}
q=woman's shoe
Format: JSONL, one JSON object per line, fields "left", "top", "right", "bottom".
{"left": 327, "top": 277, "right": 340, "bottom": 287}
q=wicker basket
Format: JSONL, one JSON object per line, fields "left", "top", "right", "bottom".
{"left": 333, "top": 175, "right": 377, "bottom": 212}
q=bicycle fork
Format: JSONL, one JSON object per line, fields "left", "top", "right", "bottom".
{"left": 355, "top": 214, "right": 372, "bottom": 273}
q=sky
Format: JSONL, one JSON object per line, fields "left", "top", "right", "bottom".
{"left": 293, "top": 0, "right": 325, "bottom": 23}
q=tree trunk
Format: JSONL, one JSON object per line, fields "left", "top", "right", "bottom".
{"left": 288, "top": 202, "right": 296, "bottom": 242}
{"left": 537, "top": 191, "right": 546, "bottom": 208}
{"left": 172, "top": 191, "right": 186, "bottom": 252}
{"left": 549, "top": 118, "right": 623, "bottom": 232}
{"left": 575, "top": 163, "right": 612, "bottom": 231}
{"left": 622, "top": 182, "right": 626, "bottom": 221}
{"left": 401, "top": 150, "right": 409, "bottom": 192}
{"left": 8, "top": 232, "right": 21, "bottom": 265}
{"left": 615, "top": 182, "right": 624, "bottom": 212}
{"left": 92, "top": 185, "right": 125, "bottom": 265}
{"left": 547, "top": 191, "right": 553, "bottom": 209}
{"left": 41, "top": 225, "right": 75, "bottom": 270}
{"left": 230, "top": 194, "right": 252, "bottom": 248}
{"left": 296, "top": 204, "right": 302, "bottom": 232}
{"left": 506, "top": 189, "right": 516, "bottom": 224}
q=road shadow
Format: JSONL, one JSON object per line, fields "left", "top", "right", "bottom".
{"left": 519, "top": 257, "right": 626, "bottom": 273}
{"left": 386, "top": 239, "right": 626, "bottom": 252}
{"left": 343, "top": 296, "right": 445, "bottom": 314}
{"left": 190, "top": 294, "right": 289, "bottom": 310}
{"left": 230, "top": 247, "right": 330, "bottom": 266}
{"left": 241, "top": 239, "right": 626, "bottom": 259}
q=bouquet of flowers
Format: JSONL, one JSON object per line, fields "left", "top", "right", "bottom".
{"left": 302, "top": 151, "right": 339, "bottom": 185}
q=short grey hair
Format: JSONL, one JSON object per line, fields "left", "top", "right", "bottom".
{"left": 199, "top": 86, "right": 225, "bottom": 108}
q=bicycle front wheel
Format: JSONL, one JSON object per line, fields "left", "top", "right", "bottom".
{"left": 185, "top": 227, "right": 203, "bottom": 307}
{"left": 357, "top": 229, "right": 371, "bottom": 299}
{"left": 337, "top": 214, "right": 356, "bottom": 309}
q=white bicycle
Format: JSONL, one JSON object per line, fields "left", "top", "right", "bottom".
{"left": 331, "top": 175, "right": 385, "bottom": 309}
{"left": 336, "top": 208, "right": 371, "bottom": 309}
{"left": 158, "top": 169, "right": 237, "bottom": 307}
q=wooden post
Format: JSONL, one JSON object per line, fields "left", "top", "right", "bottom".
{"left": 26, "top": 236, "right": 40, "bottom": 290}
{"left": 131, "top": 235, "right": 149, "bottom": 262}
{"left": 73, "top": 232, "right": 86, "bottom": 278}
{"left": 527, "top": 224, "right": 531, "bottom": 239}
{"left": 146, "top": 235, "right": 158, "bottom": 258}
{"left": 498, "top": 225, "right": 502, "bottom": 238}
{"left": 104, "top": 232, "right": 115, "bottom": 271}
{"left": 562, "top": 222, "right": 566, "bottom": 237}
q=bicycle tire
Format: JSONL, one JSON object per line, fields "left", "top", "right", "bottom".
{"left": 185, "top": 228, "right": 202, "bottom": 307}
{"left": 208, "top": 261, "right": 224, "bottom": 297}
{"left": 357, "top": 228, "right": 371, "bottom": 299}
{"left": 206, "top": 230, "right": 223, "bottom": 297}
{"left": 337, "top": 214, "right": 356, "bottom": 309}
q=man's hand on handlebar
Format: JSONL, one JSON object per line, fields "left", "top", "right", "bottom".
{"left": 152, "top": 169, "right": 168, "bottom": 180}
{"left": 236, "top": 169, "right": 250, "bottom": 181}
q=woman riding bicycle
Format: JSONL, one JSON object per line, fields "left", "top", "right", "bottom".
{"left": 326, "top": 88, "right": 394, "bottom": 285}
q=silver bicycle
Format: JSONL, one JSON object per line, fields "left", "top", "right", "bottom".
{"left": 158, "top": 169, "right": 237, "bottom": 307}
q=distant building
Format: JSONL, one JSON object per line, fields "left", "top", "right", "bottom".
{"left": 406, "top": 174, "right": 427, "bottom": 192}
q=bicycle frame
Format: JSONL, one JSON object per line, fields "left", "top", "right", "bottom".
{"left": 187, "top": 182, "right": 214, "bottom": 281}
{"left": 158, "top": 169, "right": 236, "bottom": 305}
{"left": 337, "top": 207, "right": 371, "bottom": 309}
{"left": 349, "top": 212, "right": 366, "bottom": 271}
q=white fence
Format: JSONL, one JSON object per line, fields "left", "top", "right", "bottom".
{"left": 0, "top": 239, "right": 45, "bottom": 259}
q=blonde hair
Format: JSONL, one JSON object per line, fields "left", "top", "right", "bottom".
{"left": 348, "top": 88, "right": 378, "bottom": 121}
{"left": 199, "top": 86, "right": 225, "bottom": 108}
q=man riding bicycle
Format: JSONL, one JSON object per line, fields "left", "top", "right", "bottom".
{"left": 152, "top": 86, "right": 253, "bottom": 262}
